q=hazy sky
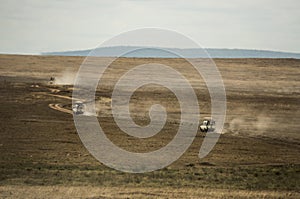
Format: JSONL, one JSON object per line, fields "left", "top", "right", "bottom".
{"left": 1, "top": 0, "right": 299, "bottom": 54}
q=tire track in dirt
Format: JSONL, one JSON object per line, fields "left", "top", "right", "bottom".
{"left": 46, "top": 87, "right": 96, "bottom": 115}
{"left": 49, "top": 103, "right": 73, "bottom": 115}
{"left": 47, "top": 87, "right": 75, "bottom": 115}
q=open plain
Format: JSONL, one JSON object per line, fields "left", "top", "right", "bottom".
{"left": 0, "top": 54, "right": 299, "bottom": 198}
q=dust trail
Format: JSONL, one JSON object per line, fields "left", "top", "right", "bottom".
{"left": 225, "top": 112, "right": 272, "bottom": 136}
{"left": 228, "top": 117, "right": 245, "bottom": 135}
{"left": 254, "top": 114, "right": 272, "bottom": 132}
{"left": 54, "top": 69, "right": 76, "bottom": 85}
{"left": 94, "top": 97, "right": 112, "bottom": 117}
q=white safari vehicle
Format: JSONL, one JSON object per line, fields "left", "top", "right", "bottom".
{"left": 199, "top": 118, "right": 216, "bottom": 133}
{"left": 72, "top": 101, "right": 85, "bottom": 115}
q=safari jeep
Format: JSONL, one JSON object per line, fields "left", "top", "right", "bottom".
{"left": 199, "top": 118, "right": 216, "bottom": 133}
{"left": 72, "top": 101, "right": 85, "bottom": 115}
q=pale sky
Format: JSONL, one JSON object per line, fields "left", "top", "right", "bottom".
{"left": 0, "top": 0, "right": 299, "bottom": 54}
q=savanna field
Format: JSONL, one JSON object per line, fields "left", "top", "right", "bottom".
{"left": 0, "top": 55, "right": 299, "bottom": 198}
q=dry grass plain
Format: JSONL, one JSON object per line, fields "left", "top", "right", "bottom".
{"left": 0, "top": 55, "right": 299, "bottom": 198}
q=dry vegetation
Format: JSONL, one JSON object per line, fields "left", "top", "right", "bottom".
{"left": 0, "top": 55, "right": 299, "bottom": 198}
{"left": 1, "top": 186, "right": 299, "bottom": 199}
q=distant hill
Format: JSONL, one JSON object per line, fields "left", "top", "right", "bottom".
{"left": 42, "top": 46, "right": 300, "bottom": 59}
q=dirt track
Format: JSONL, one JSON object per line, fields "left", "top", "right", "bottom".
{"left": 47, "top": 87, "right": 82, "bottom": 115}
{"left": 48, "top": 103, "right": 73, "bottom": 115}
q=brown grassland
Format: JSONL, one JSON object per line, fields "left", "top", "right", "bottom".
{"left": 0, "top": 54, "right": 299, "bottom": 198}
